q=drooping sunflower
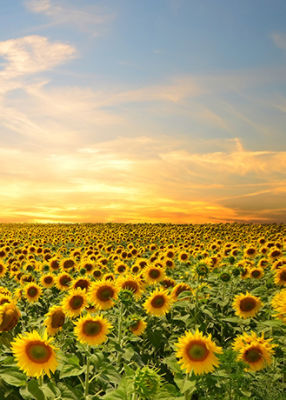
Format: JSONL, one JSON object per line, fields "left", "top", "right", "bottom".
{"left": 232, "top": 292, "right": 262, "bottom": 319}
{"left": 143, "top": 288, "right": 172, "bottom": 317}
{"left": 232, "top": 331, "right": 276, "bottom": 371}
{"left": 24, "top": 283, "right": 42, "bottom": 303}
{"left": 117, "top": 275, "right": 143, "bottom": 299}
{"left": 44, "top": 305, "right": 66, "bottom": 336}
{"left": 129, "top": 319, "right": 147, "bottom": 336}
{"left": 74, "top": 314, "right": 112, "bottom": 346}
{"left": 144, "top": 266, "right": 165, "bottom": 285}
{"left": 88, "top": 280, "right": 118, "bottom": 310}
{"left": 11, "top": 330, "right": 58, "bottom": 378}
{"left": 274, "top": 267, "right": 286, "bottom": 286}
{"left": 40, "top": 274, "right": 55, "bottom": 289}
{"left": 0, "top": 302, "right": 21, "bottom": 331}
{"left": 62, "top": 288, "right": 87, "bottom": 318}
{"left": 175, "top": 330, "right": 223, "bottom": 375}
{"left": 56, "top": 273, "right": 73, "bottom": 291}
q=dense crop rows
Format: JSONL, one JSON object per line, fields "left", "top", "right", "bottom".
{"left": 0, "top": 223, "right": 285, "bottom": 399}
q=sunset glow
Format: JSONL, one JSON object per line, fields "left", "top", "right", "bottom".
{"left": 0, "top": 0, "right": 285, "bottom": 223}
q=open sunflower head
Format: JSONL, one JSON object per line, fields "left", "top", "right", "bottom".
{"left": 62, "top": 288, "right": 87, "bottom": 318}
{"left": 40, "top": 274, "right": 55, "bottom": 288}
{"left": 88, "top": 280, "right": 118, "bottom": 310}
{"left": 56, "top": 273, "right": 73, "bottom": 291}
{"left": 11, "top": 330, "right": 58, "bottom": 378}
{"left": 233, "top": 292, "right": 262, "bottom": 319}
{"left": 274, "top": 267, "right": 286, "bottom": 286}
{"left": 144, "top": 266, "right": 165, "bottom": 285}
{"left": 175, "top": 330, "right": 222, "bottom": 375}
{"left": 74, "top": 314, "right": 112, "bottom": 346}
{"left": 24, "top": 283, "right": 42, "bottom": 303}
{"left": 143, "top": 288, "right": 172, "bottom": 317}
{"left": 129, "top": 318, "right": 147, "bottom": 336}
{"left": 118, "top": 275, "right": 143, "bottom": 300}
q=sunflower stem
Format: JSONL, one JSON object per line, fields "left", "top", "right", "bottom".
{"left": 117, "top": 301, "right": 124, "bottom": 365}
{"left": 38, "top": 376, "right": 43, "bottom": 387}
{"left": 84, "top": 353, "right": 90, "bottom": 399}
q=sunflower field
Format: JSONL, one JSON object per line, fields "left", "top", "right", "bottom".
{"left": 0, "top": 223, "right": 285, "bottom": 400}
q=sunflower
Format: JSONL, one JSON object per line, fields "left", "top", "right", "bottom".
{"left": 60, "top": 257, "right": 76, "bottom": 272}
{"left": 40, "top": 274, "right": 55, "bottom": 289}
{"left": 274, "top": 267, "right": 286, "bottom": 286}
{"left": 0, "top": 302, "right": 21, "bottom": 331}
{"left": 117, "top": 275, "right": 143, "bottom": 299}
{"left": 244, "top": 247, "right": 257, "bottom": 258}
{"left": 143, "top": 288, "right": 172, "bottom": 317}
{"left": 272, "top": 289, "right": 286, "bottom": 323}
{"left": 89, "top": 280, "right": 118, "bottom": 310}
{"left": 233, "top": 331, "right": 276, "bottom": 371}
{"left": 56, "top": 273, "right": 73, "bottom": 291}
{"left": 161, "top": 278, "right": 176, "bottom": 289}
{"left": 74, "top": 314, "right": 112, "bottom": 346}
{"left": 175, "top": 330, "right": 222, "bottom": 375}
{"left": 0, "top": 263, "right": 7, "bottom": 278}
{"left": 232, "top": 292, "right": 262, "bottom": 319}
{"left": 171, "top": 283, "right": 192, "bottom": 301}
{"left": 93, "top": 268, "right": 103, "bottom": 280}
{"left": 11, "top": 330, "right": 58, "bottom": 378}
{"left": 249, "top": 267, "right": 264, "bottom": 279}
{"left": 114, "top": 263, "right": 129, "bottom": 275}
{"left": 73, "top": 277, "right": 91, "bottom": 292}
{"left": 144, "top": 266, "right": 165, "bottom": 285}
{"left": 49, "top": 258, "right": 61, "bottom": 272}
{"left": 44, "top": 306, "right": 66, "bottom": 336}
{"left": 129, "top": 319, "right": 147, "bottom": 336}
{"left": 24, "top": 283, "right": 42, "bottom": 303}
{"left": 62, "top": 288, "right": 87, "bottom": 318}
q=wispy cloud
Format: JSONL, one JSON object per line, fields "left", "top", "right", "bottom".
{"left": 25, "top": 0, "right": 115, "bottom": 35}
{"left": 0, "top": 35, "right": 75, "bottom": 79}
{"left": 271, "top": 32, "right": 286, "bottom": 50}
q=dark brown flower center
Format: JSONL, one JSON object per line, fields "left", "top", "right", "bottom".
{"left": 97, "top": 286, "right": 114, "bottom": 301}
{"left": 82, "top": 320, "right": 102, "bottom": 336}
{"left": 240, "top": 297, "right": 256, "bottom": 312}
{"left": 244, "top": 347, "right": 262, "bottom": 363}
{"left": 27, "top": 287, "right": 38, "bottom": 297}
{"left": 26, "top": 341, "right": 52, "bottom": 364}
{"left": 151, "top": 295, "right": 165, "bottom": 308}
{"left": 187, "top": 341, "right": 209, "bottom": 361}
{"left": 51, "top": 310, "right": 65, "bottom": 329}
{"left": 149, "top": 269, "right": 160, "bottom": 279}
{"left": 69, "top": 295, "right": 84, "bottom": 310}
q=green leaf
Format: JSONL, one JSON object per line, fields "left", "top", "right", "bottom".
{"left": 57, "top": 383, "right": 82, "bottom": 400}
{"left": 27, "top": 380, "right": 45, "bottom": 400}
{"left": 0, "top": 369, "right": 26, "bottom": 387}
{"left": 59, "top": 355, "right": 86, "bottom": 379}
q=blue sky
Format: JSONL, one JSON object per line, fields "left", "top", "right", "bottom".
{"left": 0, "top": 0, "right": 285, "bottom": 223}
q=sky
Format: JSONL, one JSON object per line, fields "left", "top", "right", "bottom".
{"left": 0, "top": 0, "right": 285, "bottom": 224}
